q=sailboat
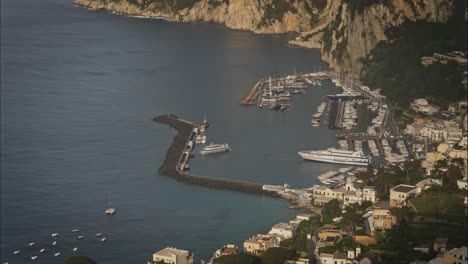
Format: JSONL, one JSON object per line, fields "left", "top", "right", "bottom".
{"left": 105, "top": 192, "right": 116, "bottom": 215}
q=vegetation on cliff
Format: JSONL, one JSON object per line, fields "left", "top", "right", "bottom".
{"left": 361, "top": 1, "right": 467, "bottom": 107}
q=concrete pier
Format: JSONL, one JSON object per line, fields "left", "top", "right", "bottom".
{"left": 154, "top": 114, "right": 276, "bottom": 196}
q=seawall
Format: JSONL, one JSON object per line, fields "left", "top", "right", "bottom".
{"left": 154, "top": 114, "right": 275, "bottom": 196}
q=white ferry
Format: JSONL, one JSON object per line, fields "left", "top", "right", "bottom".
{"left": 298, "top": 148, "right": 371, "bottom": 166}
{"left": 200, "top": 143, "right": 231, "bottom": 155}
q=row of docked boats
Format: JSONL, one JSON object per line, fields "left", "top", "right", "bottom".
{"left": 311, "top": 102, "right": 327, "bottom": 127}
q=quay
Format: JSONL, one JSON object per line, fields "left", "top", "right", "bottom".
{"left": 154, "top": 114, "right": 276, "bottom": 196}
{"left": 336, "top": 132, "right": 383, "bottom": 141}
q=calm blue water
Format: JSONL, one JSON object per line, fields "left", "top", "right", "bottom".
{"left": 1, "top": 0, "right": 344, "bottom": 263}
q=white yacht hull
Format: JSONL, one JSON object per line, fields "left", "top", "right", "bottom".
{"left": 201, "top": 148, "right": 231, "bottom": 155}
{"left": 298, "top": 152, "right": 370, "bottom": 166}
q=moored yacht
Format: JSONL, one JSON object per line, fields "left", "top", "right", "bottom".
{"left": 298, "top": 148, "right": 371, "bottom": 166}
{"left": 201, "top": 143, "right": 231, "bottom": 155}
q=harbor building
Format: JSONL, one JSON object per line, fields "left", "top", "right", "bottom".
{"left": 389, "top": 184, "right": 418, "bottom": 207}
{"left": 148, "top": 247, "right": 193, "bottom": 264}
{"left": 311, "top": 177, "right": 376, "bottom": 208}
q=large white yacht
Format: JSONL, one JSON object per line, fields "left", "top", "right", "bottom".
{"left": 200, "top": 143, "right": 231, "bottom": 155}
{"left": 298, "top": 148, "right": 371, "bottom": 166}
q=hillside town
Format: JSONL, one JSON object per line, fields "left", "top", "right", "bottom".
{"left": 146, "top": 89, "right": 467, "bottom": 263}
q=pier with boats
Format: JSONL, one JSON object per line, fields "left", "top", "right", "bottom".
{"left": 240, "top": 70, "right": 330, "bottom": 111}
{"left": 154, "top": 114, "right": 275, "bottom": 195}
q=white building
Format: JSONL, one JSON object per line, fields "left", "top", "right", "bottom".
{"left": 458, "top": 177, "right": 468, "bottom": 190}
{"left": 312, "top": 177, "right": 376, "bottom": 208}
{"left": 318, "top": 248, "right": 361, "bottom": 264}
{"left": 149, "top": 247, "right": 193, "bottom": 264}
{"left": 268, "top": 222, "right": 295, "bottom": 239}
{"left": 390, "top": 184, "right": 419, "bottom": 207}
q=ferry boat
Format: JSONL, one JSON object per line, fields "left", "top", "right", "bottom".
{"left": 298, "top": 148, "right": 371, "bottom": 166}
{"left": 201, "top": 143, "right": 231, "bottom": 155}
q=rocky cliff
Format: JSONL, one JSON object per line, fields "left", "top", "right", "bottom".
{"left": 72, "top": 0, "right": 455, "bottom": 74}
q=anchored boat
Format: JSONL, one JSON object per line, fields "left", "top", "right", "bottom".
{"left": 201, "top": 143, "right": 231, "bottom": 155}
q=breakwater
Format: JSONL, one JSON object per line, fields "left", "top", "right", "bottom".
{"left": 154, "top": 114, "right": 274, "bottom": 195}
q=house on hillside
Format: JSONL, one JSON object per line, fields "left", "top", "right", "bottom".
{"left": 390, "top": 184, "right": 419, "bottom": 207}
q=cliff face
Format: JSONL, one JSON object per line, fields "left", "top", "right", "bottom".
{"left": 301, "top": 0, "right": 454, "bottom": 75}
{"left": 73, "top": 0, "right": 317, "bottom": 33}
{"left": 73, "top": 0, "right": 454, "bottom": 74}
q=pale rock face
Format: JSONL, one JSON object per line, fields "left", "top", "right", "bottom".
{"left": 72, "top": 0, "right": 455, "bottom": 74}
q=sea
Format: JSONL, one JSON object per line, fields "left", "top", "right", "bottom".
{"left": 0, "top": 0, "right": 346, "bottom": 263}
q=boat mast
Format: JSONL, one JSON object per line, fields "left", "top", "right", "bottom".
{"left": 269, "top": 76, "right": 272, "bottom": 96}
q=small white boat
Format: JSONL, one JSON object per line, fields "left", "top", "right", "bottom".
{"left": 28, "top": 242, "right": 35, "bottom": 247}
{"left": 51, "top": 233, "right": 58, "bottom": 237}
{"left": 105, "top": 192, "right": 116, "bottom": 215}
{"left": 52, "top": 241, "right": 57, "bottom": 246}
{"left": 95, "top": 233, "right": 102, "bottom": 237}
{"left": 31, "top": 256, "right": 38, "bottom": 260}
{"left": 77, "top": 235, "right": 85, "bottom": 239}
{"left": 13, "top": 250, "right": 20, "bottom": 255}
{"left": 54, "top": 252, "right": 61, "bottom": 257}
{"left": 105, "top": 208, "right": 116, "bottom": 215}
{"left": 73, "top": 247, "right": 78, "bottom": 252}
{"left": 72, "top": 229, "right": 80, "bottom": 233}
{"left": 40, "top": 248, "right": 45, "bottom": 253}
{"left": 100, "top": 237, "right": 106, "bottom": 242}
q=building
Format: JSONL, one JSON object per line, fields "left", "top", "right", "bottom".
{"left": 311, "top": 185, "right": 345, "bottom": 206}
{"left": 318, "top": 248, "right": 362, "bottom": 264}
{"left": 416, "top": 178, "right": 443, "bottom": 191}
{"left": 433, "top": 237, "right": 448, "bottom": 253}
{"left": 211, "top": 244, "right": 238, "bottom": 260}
{"left": 457, "top": 177, "right": 468, "bottom": 189}
{"left": 312, "top": 177, "right": 376, "bottom": 207}
{"left": 362, "top": 187, "right": 376, "bottom": 203}
{"left": 390, "top": 184, "right": 418, "bottom": 207}
{"left": 429, "top": 246, "right": 467, "bottom": 264}
{"left": 268, "top": 222, "right": 295, "bottom": 239}
{"left": 449, "top": 149, "right": 468, "bottom": 159}
{"left": 243, "top": 234, "right": 279, "bottom": 256}
{"left": 149, "top": 247, "right": 193, "bottom": 264}
{"left": 437, "top": 143, "right": 451, "bottom": 154}
{"left": 371, "top": 208, "right": 396, "bottom": 231}
{"left": 318, "top": 225, "right": 343, "bottom": 242}
{"left": 411, "top": 98, "right": 439, "bottom": 115}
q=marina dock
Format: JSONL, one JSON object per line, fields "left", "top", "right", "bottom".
{"left": 154, "top": 115, "right": 276, "bottom": 196}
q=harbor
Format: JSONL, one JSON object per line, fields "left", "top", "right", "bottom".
{"left": 240, "top": 70, "right": 330, "bottom": 111}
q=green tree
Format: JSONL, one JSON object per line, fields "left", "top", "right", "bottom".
{"left": 322, "top": 199, "right": 341, "bottom": 224}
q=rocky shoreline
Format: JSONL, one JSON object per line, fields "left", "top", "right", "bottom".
{"left": 72, "top": 0, "right": 453, "bottom": 75}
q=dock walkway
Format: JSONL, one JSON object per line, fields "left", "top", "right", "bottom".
{"left": 154, "top": 114, "right": 275, "bottom": 196}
